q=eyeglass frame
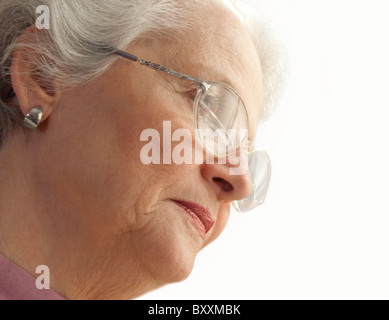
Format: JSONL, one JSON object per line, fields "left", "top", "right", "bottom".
{"left": 113, "top": 49, "right": 257, "bottom": 157}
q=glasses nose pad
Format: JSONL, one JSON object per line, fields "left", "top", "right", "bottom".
{"left": 233, "top": 150, "right": 272, "bottom": 213}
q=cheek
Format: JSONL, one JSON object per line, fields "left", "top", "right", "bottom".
{"left": 44, "top": 102, "right": 193, "bottom": 234}
{"left": 35, "top": 87, "right": 162, "bottom": 232}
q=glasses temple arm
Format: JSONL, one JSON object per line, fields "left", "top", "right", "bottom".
{"left": 113, "top": 49, "right": 204, "bottom": 83}
{"left": 114, "top": 50, "right": 139, "bottom": 62}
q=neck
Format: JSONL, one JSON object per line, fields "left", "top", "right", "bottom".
{"left": 0, "top": 135, "right": 162, "bottom": 299}
{"left": 0, "top": 134, "right": 44, "bottom": 271}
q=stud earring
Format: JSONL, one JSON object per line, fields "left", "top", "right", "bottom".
{"left": 8, "top": 88, "right": 16, "bottom": 98}
{"left": 23, "top": 107, "right": 43, "bottom": 129}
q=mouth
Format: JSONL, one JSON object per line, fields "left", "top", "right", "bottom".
{"left": 172, "top": 200, "right": 215, "bottom": 234}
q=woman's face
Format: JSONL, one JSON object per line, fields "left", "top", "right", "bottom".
{"left": 32, "top": 9, "right": 263, "bottom": 299}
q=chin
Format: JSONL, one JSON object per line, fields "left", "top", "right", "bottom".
{"left": 164, "top": 256, "right": 195, "bottom": 284}
{"left": 148, "top": 240, "right": 198, "bottom": 284}
{"left": 131, "top": 200, "right": 215, "bottom": 285}
{"left": 134, "top": 228, "right": 200, "bottom": 285}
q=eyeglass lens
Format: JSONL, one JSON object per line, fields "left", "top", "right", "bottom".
{"left": 233, "top": 150, "right": 271, "bottom": 212}
{"left": 193, "top": 83, "right": 271, "bottom": 212}
{"left": 195, "top": 82, "right": 249, "bottom": 158}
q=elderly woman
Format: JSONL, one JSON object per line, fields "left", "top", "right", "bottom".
{"left": 0, "top": 0, "right": 283, "bottom": 300}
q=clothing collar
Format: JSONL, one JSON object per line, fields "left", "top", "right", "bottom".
{"left": 0, "top": 253, "right": 64, "bottom": 300}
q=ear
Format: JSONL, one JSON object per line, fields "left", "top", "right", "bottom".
{"left": 10, "top": 27, "right": 59, "bottom": 125}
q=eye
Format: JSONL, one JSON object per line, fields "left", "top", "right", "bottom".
{"left": 201, "top": 95, "right": 213, "bottom": 108}
{"left": 188, "top": 89, "right": 197, "bottom": 102}
{"left": 185, "top": 89, "right": 198, "bottom": 111}
{"left": 200, "top": 94, "right": 222, "bottom": 114}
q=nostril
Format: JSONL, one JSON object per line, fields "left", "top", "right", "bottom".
{"left": 213, "top": 177, "right": 234, "bottom": 192}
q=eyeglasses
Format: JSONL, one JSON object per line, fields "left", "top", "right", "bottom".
{"left": 113, "top": 49, "right": 271, "bottom": 212}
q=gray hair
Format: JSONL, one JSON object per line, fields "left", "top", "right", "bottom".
{"left": 0, "top": 0, "right": 285, "bottom": 146}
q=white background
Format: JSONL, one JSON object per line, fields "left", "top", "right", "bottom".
{"left": 140, "top": 0, "right": 389, "bottom": 300}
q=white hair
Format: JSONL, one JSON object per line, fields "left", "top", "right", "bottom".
{"left": 0, "top": 0, "right": 285, "bottom": 145}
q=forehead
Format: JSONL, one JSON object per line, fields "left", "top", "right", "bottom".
{"left": 171, "top": 5, "right": 264, "bottom": 139}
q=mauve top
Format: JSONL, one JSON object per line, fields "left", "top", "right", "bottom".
{"left": 0, "top": 253, "right": 64, "bottom": 300}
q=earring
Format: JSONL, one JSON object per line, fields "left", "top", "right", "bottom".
{"left": 23, "top": 107, "right": 43, "bottom": 129}
{"left": 8, "top": 88, "right": 16, "bottom": 98}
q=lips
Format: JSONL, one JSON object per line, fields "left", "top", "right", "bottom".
{"left": 173, "top": 200, "right": 215, "bottom": 234}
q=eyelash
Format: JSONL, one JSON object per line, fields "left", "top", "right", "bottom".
{"left": 184, "top": 89, "right": 198, "bottom": 111}
{"left": 187, "top": 89, "right": 198, "bottom": 101}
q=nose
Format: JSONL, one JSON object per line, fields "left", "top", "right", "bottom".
{"left": 200, "top": 152, "right": 252, "bottom": 202}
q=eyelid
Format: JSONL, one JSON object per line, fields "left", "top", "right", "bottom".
{"left": 186, "top": 87, "right": 199, "bottom": 101}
